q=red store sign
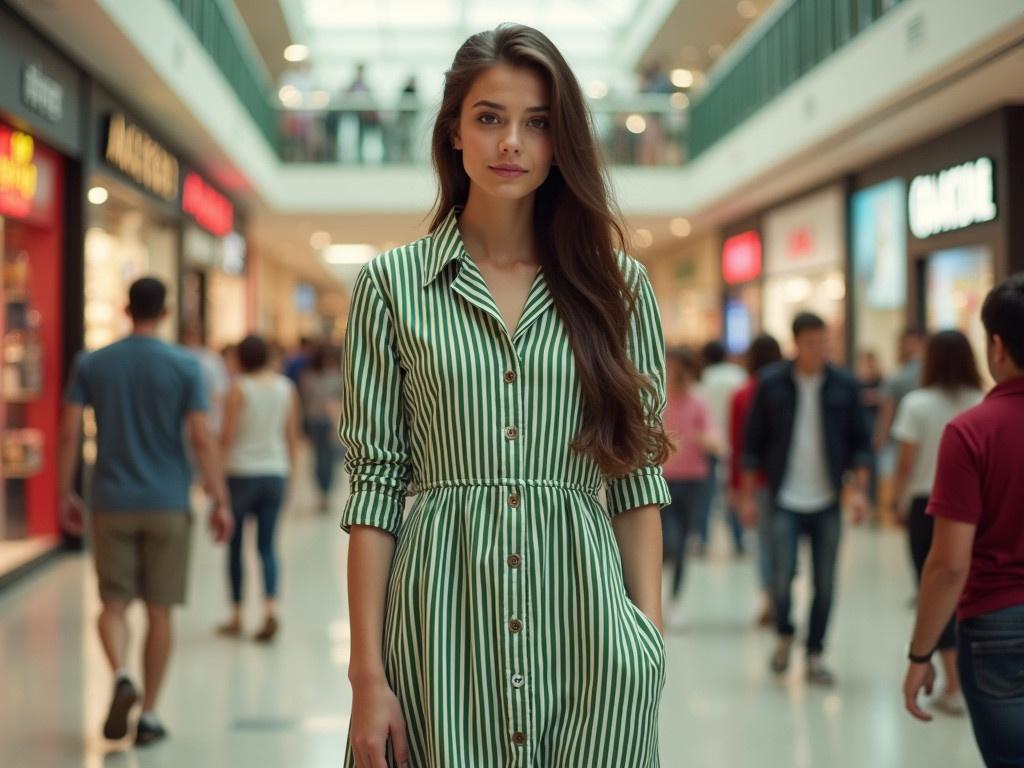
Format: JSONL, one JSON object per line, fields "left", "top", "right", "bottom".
{"left": 0, "top": 124, "right": 57, "bottom": 226}
{"left": 722, "top": 230, "right": 762, "bottom": 285}
{"left": 182, "top": 171, "right": 234, "bottom": 237}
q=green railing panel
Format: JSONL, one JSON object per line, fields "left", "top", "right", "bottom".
{"left": 689, "top": 0, "right": 903, "bottom": 159}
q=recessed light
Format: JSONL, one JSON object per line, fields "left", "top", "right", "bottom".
{"left": 670, "top": 69, "right": 694, "bottom": 88}
{"left": 284, "top": 44, "right": 309, "bottom": 62}
{"left": 87, "top": 186, "right": 108, "bottom": 205}
{"left": 586, "top": 80, "right": 609, "bottom": 99}
{"left": 670, "top": 218, "right": 692, "bottom": 238}
{"left": 670, "top": 92, "right": 690, "bottom": 110}
{"left": 635, "top": 229, "right": 654, "bottom": 248}
{"left": 625, "top": 114, "right": 647, "bottom": 134}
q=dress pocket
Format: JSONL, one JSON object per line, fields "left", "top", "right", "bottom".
{"left": 627, "top": 600, "right": 666, "bottom": 662}
{"left": 970, "top": 638, "right": 1024, "bottom": 699}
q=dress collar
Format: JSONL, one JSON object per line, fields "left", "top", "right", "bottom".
{"left": 422, "top": 207, "right": 467, "bottom": 288}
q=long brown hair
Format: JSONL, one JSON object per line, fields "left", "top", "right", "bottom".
{"left": 429, "top": 24, "right": 671, "bottom": 476}
{"left": 921, "top": 330, "right": 982, "bottom": 391}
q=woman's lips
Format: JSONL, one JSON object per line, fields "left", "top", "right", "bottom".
{"left": 490, "top": 166, "right": 527, "bottom": 178}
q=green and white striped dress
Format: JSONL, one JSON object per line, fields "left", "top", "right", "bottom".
{"left": 340, "top": 208, "right": 671, "bottom": 767}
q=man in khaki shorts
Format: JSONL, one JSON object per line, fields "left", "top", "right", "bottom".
{"left": 57, "top": 277, "right": 232, "bottom": 747}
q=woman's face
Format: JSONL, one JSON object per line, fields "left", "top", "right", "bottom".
{"left": 453, "top": 64, "right": 554, "bottom": 202}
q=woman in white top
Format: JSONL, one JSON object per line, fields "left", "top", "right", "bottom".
{"left": 891, "top": 329, "right": 984, "bottom": 715}
{"left": 218, "top": 335, "right": 301, "bottom": 642}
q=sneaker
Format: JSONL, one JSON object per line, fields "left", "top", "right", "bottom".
{"left": 770, "top": 637, "right": 793, "bottom": 675}
{"left": 102, "top": 677, "right": 138, "bottom": 740}
{"left": 805, "top": 654, "right": 836, "bottom": 687}
{"left": 134, "top": 717, "right": 168, "bottom": 747}
{"left": 253, "top": 616, "right": 279, "bottom": 643}
{"left": 932, "top": 690, "right": 966, "bottom": 716}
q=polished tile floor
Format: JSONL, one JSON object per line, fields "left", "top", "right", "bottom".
{"left": 0, "top": 463, "right": 983, "bottom": 767}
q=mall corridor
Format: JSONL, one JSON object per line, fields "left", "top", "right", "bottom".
{"left": 0, "top": 454, "right": 981, "bottom": 768}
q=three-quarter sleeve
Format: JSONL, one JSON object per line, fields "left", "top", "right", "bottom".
{"left": 604, "top": 260, "right": 672, "bottom": 517}
{"left": 338, "top": 264, "right": 411, "bottom": 536}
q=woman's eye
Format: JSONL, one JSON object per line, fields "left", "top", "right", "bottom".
{"left": 528, "top": 118, "right": 550, "bottom": 129}
{"left": 477, "top": 113, "right": 499, "bottom": 125}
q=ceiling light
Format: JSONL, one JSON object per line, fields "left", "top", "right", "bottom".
{"left": 309, "top": 230, "right": 331, "bottom": 250}
{"left": 87, "top": 186, "right": 108, "bottom": 205}
{"left": 670, "top": 92, "right": 690, "bottom": 110}
{"left": 284, "top": 44, "right": 309, "bottom": 63}
{"left": 586, "top": 80, "right": 609, "bottom": 99}
{"left": 737, "top": 0, "right": 758, "bottom": 19}
{"left": 278, "top": 85, "right": 302, "bottom": 108}
{"left": 670, "top": 68, "right": 694, "bottom": 88}
{"left": 625, "top": 114, "right": 647, "bottom": 134}
{"left": 323, "top": 244, "right": 376, "bottom": 265}
{"left": 670, "top": 218, "right": 692, "bottom": 238}
{"left": 635, "top": 229, "right": 654, "bottom": 248}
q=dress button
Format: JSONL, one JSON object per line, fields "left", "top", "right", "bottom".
{"left": 507, "top": 554, "right": 522, "bottom": 569}
{"left": 504, "top": 370, "right": 516, "bottom": 384}
{"left": 511, "top": 673, "right": 525, "bottom": 689}
{"left": 512, "top": 731, "right": 527, "bottom": 746}
{"left": 508, "top": 494, "right": 520, "bottom": 508}
{"left": 504, "top": 425, "right": 519, "bottom": 440}
{"left": 509, "top": 618, "right": 523, "bottom": 634}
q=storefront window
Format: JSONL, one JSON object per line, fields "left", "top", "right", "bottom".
{"left": 925, "top": 246, "right": 994, "bottom": 383}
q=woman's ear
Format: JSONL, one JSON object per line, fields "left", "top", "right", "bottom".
{"left": 451, "top": 129, "right": 463, "bottom": 151}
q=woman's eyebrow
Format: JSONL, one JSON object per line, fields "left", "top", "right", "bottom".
{"left": 471, "top": 100, "right": 550, "bottom": 112}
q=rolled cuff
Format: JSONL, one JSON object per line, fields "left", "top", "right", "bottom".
{"left": 339, "top": 486, "right": 405, "bottom": 536}
{"left": 606, "top": 467, "right": 671, "bottom": 517}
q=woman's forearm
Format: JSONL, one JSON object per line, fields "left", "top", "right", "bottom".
{"left": 347, "top": 525, "right": 397, "bottom": 684}
{"left": 611, "top": 504, "right": 663, "bottom": 632}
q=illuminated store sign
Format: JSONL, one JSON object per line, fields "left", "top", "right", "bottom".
{"left": 21, "top": 63, "right": 64, "bottom": 123}
{"left": 0, "top": 126, "right": 38, "bottom": 219}
{"left": 909, "top": 157, "right": 996, "bottom": 240}
{"left": 722, "top": 231, "right": 762, "bottom": 285}
{"left": 182, "top": 172, "right": 234, "bottom": 237}
{"left": 104, "top": 113, "right": 179, "bottom": 201}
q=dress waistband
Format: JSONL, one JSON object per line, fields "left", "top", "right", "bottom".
{"left": 414, "top": 478, "right": 600, "bottom": 496}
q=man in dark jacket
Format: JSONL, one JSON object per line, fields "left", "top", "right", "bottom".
{"left": 739, "top": 312, "right": 872, "bottom": 686}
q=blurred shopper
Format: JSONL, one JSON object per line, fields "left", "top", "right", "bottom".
{"left": 892, "top": 330, "right": 983, "bottom": 716}
{"left": 346, "top": 63, "right": 380, "bottom": 163}
{"left": 904, "top": 275, "right": 1024, "bottom": 767}
{"left": 874, "top": 328, "right": 925, "bottom": 451}
{"left": 395, "top": 75, "right": 419, "bottom": 162}
{"left": 222, "top": 343, "right": 240, "bottom": 380}
{"left": 740, "top": 312, "right": 872, "bottom": 686}
{"left": 341, "top": 25, "right": 671, "bottom": 767}
{"left": 730, "top": 333, "right": 783, "bottom": 627}
{"left": 661, "top": 347, "right": 718, "bottom": 628}
{"left": 283, "top": 336, "right": 315, "bottom": 386}
{"left": 181, "top": 324, "right": 229, "bottom": 437}
{"left": 856, "top": 349, "right": 885, "bottom": 510}
{"left": 57, "top": 277, "right": 232, "bottom": 747}
{"left": 218, "top": 335, "right": 301, "bottom": 643}
{"left": 300, "top": 343, "right": 344, "bottom": 512}
{"left": 697, "top": 340, "right": 747, "bottom": 555}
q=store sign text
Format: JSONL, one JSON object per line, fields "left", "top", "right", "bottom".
{"left": 182, "top": 172, "right": 233, "bottom": 237}
{"left": 105, "top": 113, "right": 179, "bottom": 202}
{"left": 21, "top": 63, "right": 64, "bottom": 123}
{"left": 722, "top": 231, "right": 762, "bottom": 285}
{"left": 0, "top": 126, "right": 39, "bottom": 219}
{"left": 909, "top": 157, "right": 996, "bottom": 240}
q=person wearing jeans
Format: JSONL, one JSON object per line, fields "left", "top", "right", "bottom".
{"left": 219, "top": 335, "right": 301, "bottom": 643}
{"left": 739, "top": 312, "right": 872, "bottom": 686}
{"left": 904, "top": 274, "right": 1024, "bottom": 767}
{"left": 299, "top": 343, "right": 344, "bottom": 512}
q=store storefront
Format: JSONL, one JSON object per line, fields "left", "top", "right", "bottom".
{"left": 84, "top": 92, "right": 182, "bottom": 350}
{"left": 850, "top": 107, "right": 1024, "bottom": 375}
{"left": 720, "top": 221, "right": 763, "bottom": 358}
{"left": 761, "top": 185, "right": 848, "bottom": 361}
{"left": 643, "top": 233, "right": 723, "bottom": 348}
{"left": 0, "top": 5, "right": 84, "bottom": 578}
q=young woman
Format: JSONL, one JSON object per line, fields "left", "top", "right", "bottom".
{"left": 218, "top": 335, "right": 300, "bottom": 642}
{"left": 340, "top": 24, "right": 672, "bottom": 768}
{"left": 891, "top": 330, "right": 984, "bottom": 715}
{"left": 729, "top": 333, "right": 783, "bottom": 626}
{"left": 299, "top": 343, "right": 344, "bottom": 512}
{"left": 661, "top": 347, "right": 718, "bottom": 627}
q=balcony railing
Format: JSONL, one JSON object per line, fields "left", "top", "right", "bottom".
{"left": 688, "top": 0, "right": 905, "bottom": 160}
{"left": 276, "top": 94, "right": 690, "bottom": 167}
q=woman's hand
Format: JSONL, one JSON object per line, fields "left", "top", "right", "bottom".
{"left": 350, "top": 676, "right": 410, "bottom": 768}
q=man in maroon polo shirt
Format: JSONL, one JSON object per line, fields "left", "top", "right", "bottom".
{"left": 903, "top": 273, "right": 1024, "bottom": 767}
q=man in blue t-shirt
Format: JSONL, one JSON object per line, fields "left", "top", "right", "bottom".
{"left": 57, "top": 277, "right": 232, "bottom": 747}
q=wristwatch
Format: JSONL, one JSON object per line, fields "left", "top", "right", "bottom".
{"left": 906, "top": 642, "right": 934, "bottom": 664}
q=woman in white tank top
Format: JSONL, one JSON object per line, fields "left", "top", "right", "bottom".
{"left": 217, "top": 335, "right": 300, "bottom": 642}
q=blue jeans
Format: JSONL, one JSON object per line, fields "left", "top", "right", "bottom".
{"left": 957, "top": 604, "right": 1024, "bottom": 767}
{"left": 661, "top": 480, "right": 703, "bottom": 599}
{"left": 307, "top": 418, "right": 341, "bottom": 496}
{"left": 227, "top": 476, "right": 286, "bottom": 603}
{"left": 694, "top": 456, "right": 745, "bottom": 553}
{"left": 770, "top": 505, "right": 840, "bottom": 653}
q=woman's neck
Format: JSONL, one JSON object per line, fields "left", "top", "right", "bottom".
{"left": 458, "top": 190, "right": 537, "bottom": 268}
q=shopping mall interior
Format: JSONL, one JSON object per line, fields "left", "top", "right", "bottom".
{"left": 1, "top": 0, "right": 1023, "bottom": 765}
